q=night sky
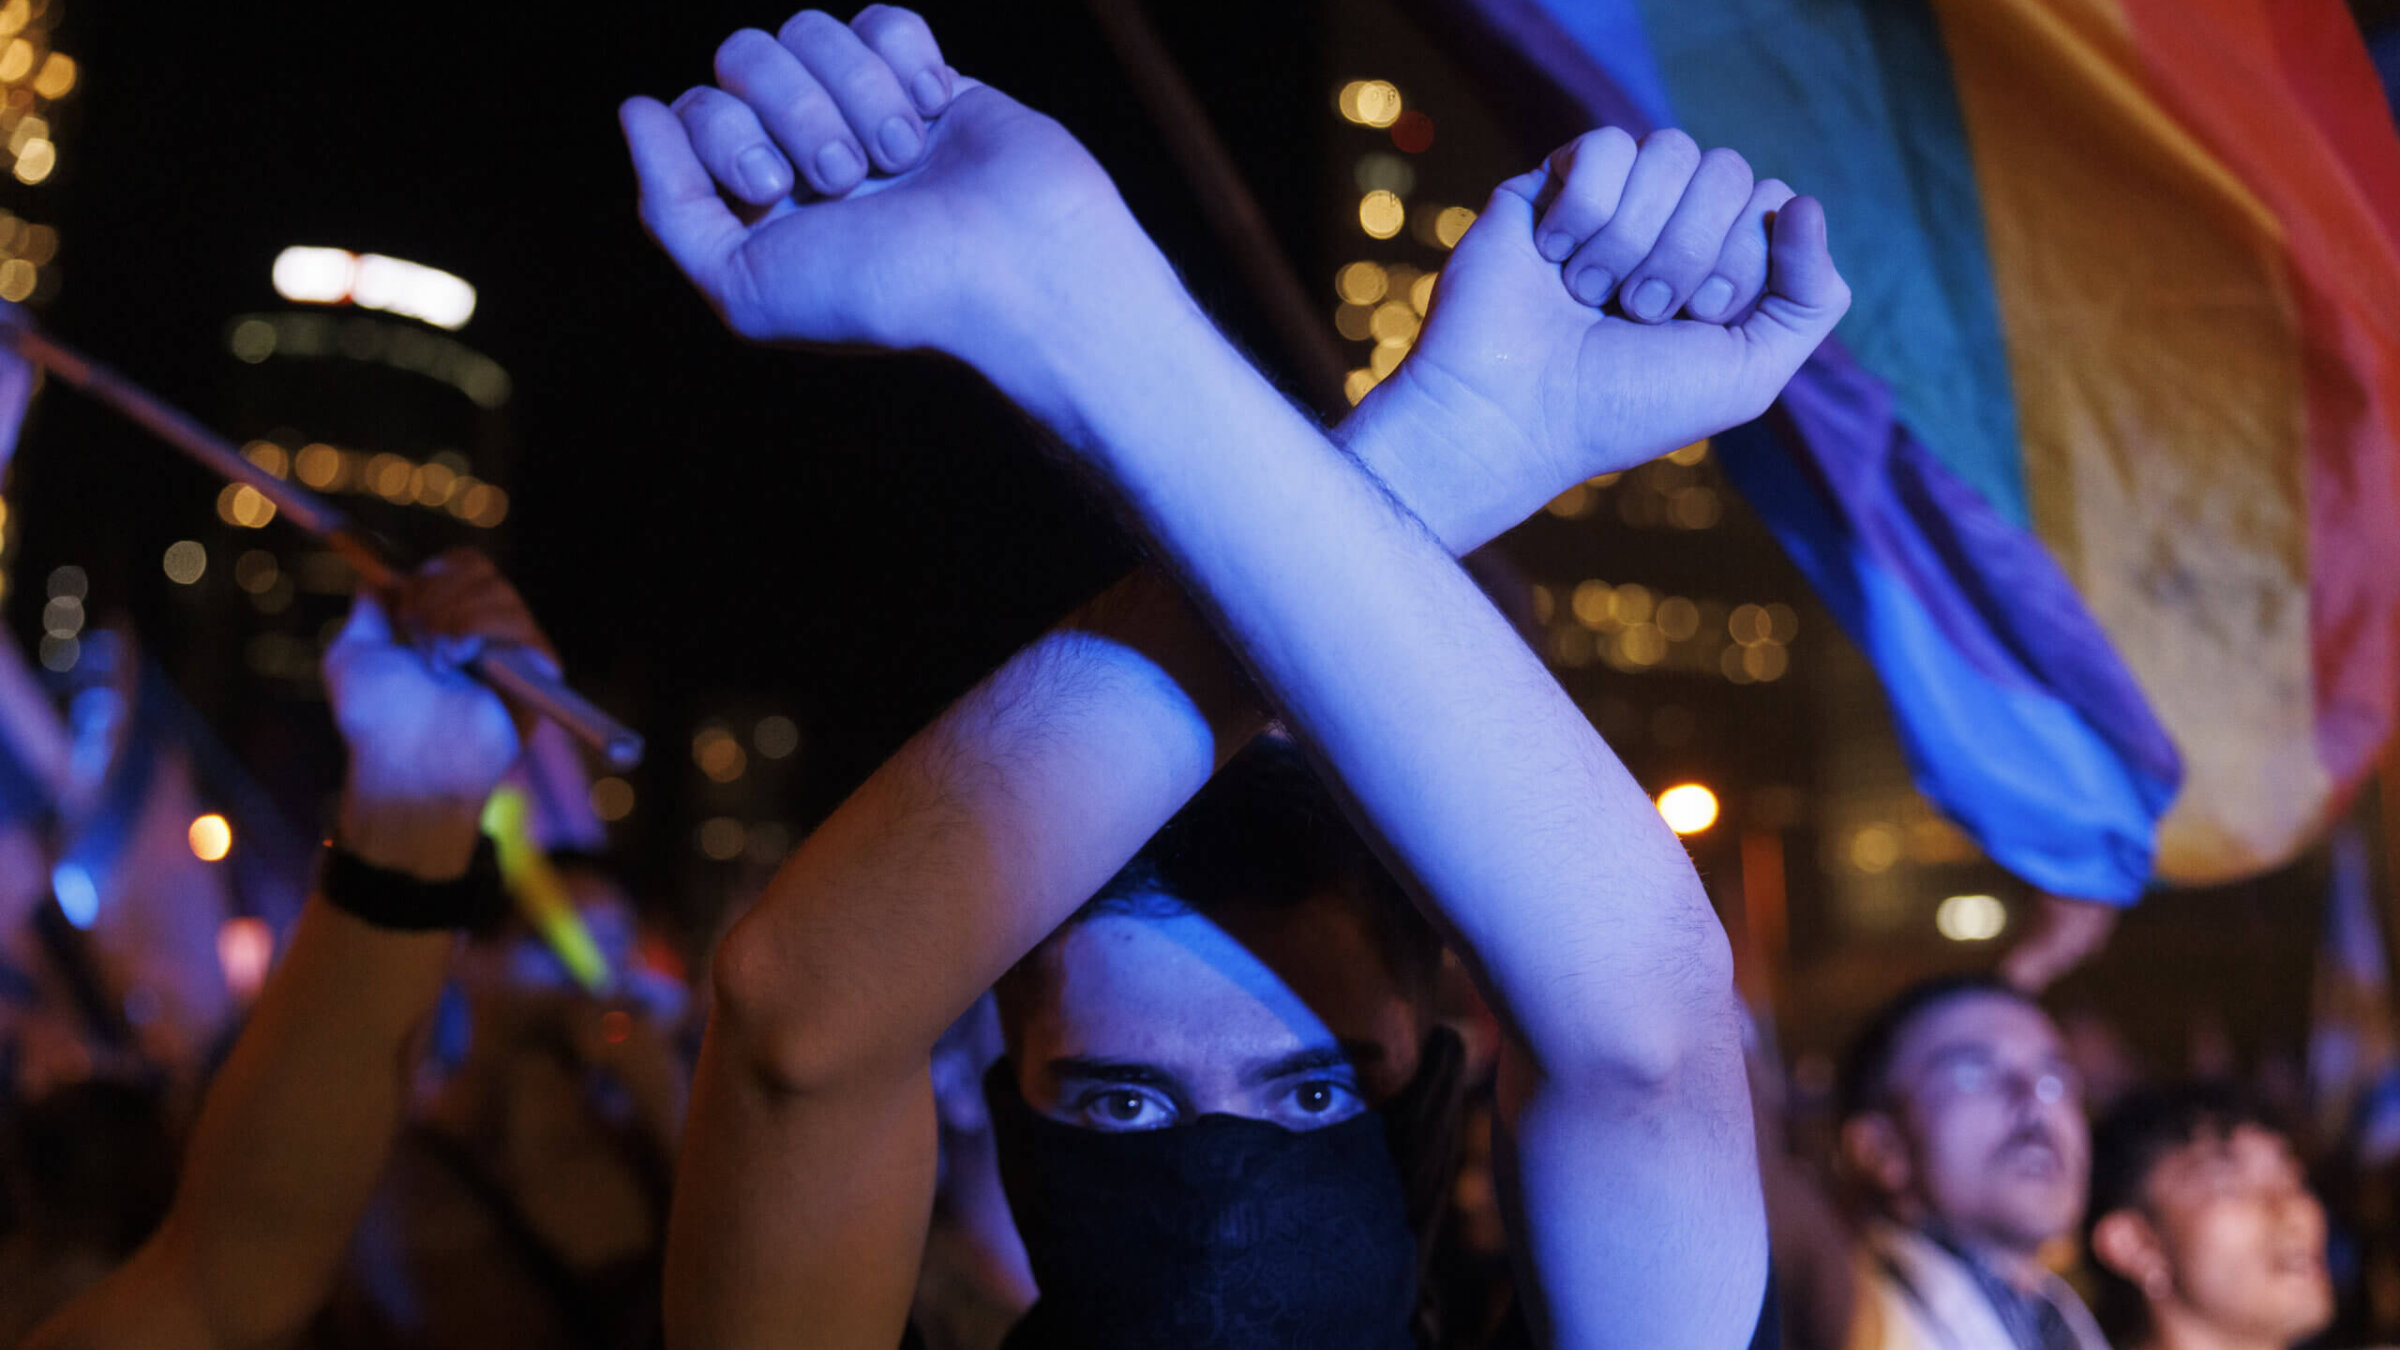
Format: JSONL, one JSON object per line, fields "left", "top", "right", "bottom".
{"left": 13, "top": 1, "right": 1339, "bottom": 852}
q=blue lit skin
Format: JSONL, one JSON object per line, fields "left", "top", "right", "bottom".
{"left": 1011, "top": 908, "right": 1372, "bottom": 1133}
{"left": 1848, "top": 994, "right": 2089, "bottom": 1261}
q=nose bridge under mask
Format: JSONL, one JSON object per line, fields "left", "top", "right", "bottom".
{"left": 984, "top": 1062, "right": 1418, "bottom": 1350}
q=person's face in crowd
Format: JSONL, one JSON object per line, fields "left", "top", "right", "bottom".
{"left": 1851, "top": 992, "right": 2089, "bottom": 1255}
{"left": 2092, "top": 1123, "right": 2332, "bottom": 1348}
{"left": 1007, "top": 890, "right": 1425, "bottom": 1132}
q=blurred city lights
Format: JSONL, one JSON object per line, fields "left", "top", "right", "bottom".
{"left": 698, "top": 817, "right": 747, "bottom": 861}
{"left": 271, "top": 246, "right": 477, "bottom": 330}
{"left": 217, "top": 917, "right": 273, "bottom": 1002}
{"left": 754, "top": 715, "right": 801, "bottom": 760}
{"left": 1390, "top": 109, "right": 1435, "bottom": 154}
{"left": 1336, "top": 79, "right": 1403, "bottom": 128}
{"left": 693, "top": 725, "right": 746, "bottom": 783}
{"left": 162, "top": 540, "right": 206, "bottom": 584}
{"left": 188, "top": 813, "right": 232, "bottom": 862}
{"left": 1936, "top": 893, "right": 2008, "bottom": 942}
{"left": 217, "top": 483, "right": 278, "bottom": 528}
{"left": 1335, "top": 260, "right": 1387, "bottom": 305}
{"left": 1358, "top": 189, "right": 1405, "bottom": 240}
{"left": 590, "top": 776, "right": 635, "bottom": 822}
{"left": 1849, "top": 824, "right": 1902, "bottom": 873}
{"left": 1657, "top": 784, "right": 1720, "bottom": 836}
{"left": 1433, "top": 205, "right": 1476, "bottom": 248}
{"left": 31, "top": 51, "right": 72, "bottom": 99}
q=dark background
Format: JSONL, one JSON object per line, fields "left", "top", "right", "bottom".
{"left": 10, "top": 0, "right": 1336, "bottom": 850}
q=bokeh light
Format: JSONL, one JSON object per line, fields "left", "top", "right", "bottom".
{"left": 188, "top": 813, "right": 233, "bottom": 863}
{"left": 1657, "top": 784, "right": 1719, "bottom": 836}
{"left": 1936, "top": 893, "right": 2008, "bottom": 942}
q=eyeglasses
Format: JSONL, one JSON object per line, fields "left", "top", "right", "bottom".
{"left": 1905, "top": 1051, "right": 2082, "bottom": 1108}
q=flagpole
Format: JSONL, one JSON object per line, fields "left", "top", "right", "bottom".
{"left": 0, "top": 316, "right": 645, "bottom": 770}
{"left": 1080, "top": 0, "right": 1350, "bottom": 417}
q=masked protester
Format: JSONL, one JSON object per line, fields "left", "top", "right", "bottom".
{"left": 625, "top": 6, "right": 1848, "bottom": 1348}
{"left": 1838, "top": 977, "right": 2107, "bottom": 1350}
{"left": 2084, "top": 1085, "right": 2334, "bottom": 1350}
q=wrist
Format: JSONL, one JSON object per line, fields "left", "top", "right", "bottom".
{"left": 964, "top": 237, "right": 1200, "bottom": 442}
{"left": 336, "top": 781, "right": 486, "bottom": 882}
{"left": 1337, "top": 358, "right": 1556, "bottom": 556}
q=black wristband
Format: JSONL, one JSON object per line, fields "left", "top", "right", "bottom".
{"left": 318, "top": 837, "right": 508, "bottom": 933}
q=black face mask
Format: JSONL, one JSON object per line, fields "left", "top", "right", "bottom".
{"left": 985, "top": 1045, "right": 1436, "bottom": 1350}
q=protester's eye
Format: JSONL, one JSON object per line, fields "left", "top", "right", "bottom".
{"left": 1273, "top": 1079, "right": 1364, "bottom": 1130}
{"left": 1075, "top": 1087, "right": 1176, "bottom": 1132}
{"left": 1941, "top": 1059, "right": 1998, "bottom": 1098}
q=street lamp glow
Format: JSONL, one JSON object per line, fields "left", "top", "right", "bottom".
{"left": 1657, "top": 783, "right": 1719, "bottom": 836}
{"left": 1936, "top": 893, "right": 2007, "bottom": 942}
{"left": 271, "top": 246, "right": 477, "bottom": 330}
{"left": 188, "top": 812, "right": 232, "bottom": 862}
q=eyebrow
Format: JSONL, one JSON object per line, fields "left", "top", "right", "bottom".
{"left": 1046, "top": 1056, "right": 1185, "bottom": 1092}
{"left": 1245, "top": 1045, "right": 1357, "bottom": 1087}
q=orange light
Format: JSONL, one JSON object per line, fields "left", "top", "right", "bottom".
{"left": 188, "top": 812, "right": 232, "bottom": 862}
{"left": 1656, "top": 784, "right": 1719, "bottom": 836}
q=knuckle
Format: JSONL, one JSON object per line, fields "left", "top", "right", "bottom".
{"left": 779, "top": 9, "right": 846, "bottom": 49}
{"left": 841, "top": 63, "right": 895, "bottom": 100}
{"left": 1642, "top": 127, "right": 1700, "bottom": 164}
{"left": 1756, "top": 177, "right": 1793, "bottom": 201}
{"left": 1649, "top": 235, "right": 1716, "bottom": 275}
{"left": 1586, "top": 125, "right": 1637, "bottom": 163}
{"left": 715, "top": 27, "right": 778, "bottom": 81}
{"left": 1697, "top": 147, "right": 1753, "bottom": 187}
{"left": 852, "top": 5, "right": 924, "bottom": 44}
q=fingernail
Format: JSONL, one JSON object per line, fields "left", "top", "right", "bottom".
{"left": 1692, "top": 276, "right": 1735, "bottom": 317}
{"left": 815, "top": 140, "right": 863, "bottom": 190}
{"left": 736, "top": 146, "right": 789, "bottom": 202}
{"left": 1569, "top": 266, "right": 1614, "bottom": 307}
{"left": 1629, "top": 278, "right": 1674, "bottom": 321}
{"left": 878, "top": 116, "right": 923, "bottom": 165}
{"left": 1538, "top": 231, "right": 1573, "bottom": 262}
{"left": 911, "top": 69, "right": 947, "bottom": 114}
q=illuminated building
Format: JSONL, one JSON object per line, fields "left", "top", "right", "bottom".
{"left": 0, "top": 0, "right": 74, "bottom": 611}
{"left": 192, "top": 245, "right": 517, "bottom": 694}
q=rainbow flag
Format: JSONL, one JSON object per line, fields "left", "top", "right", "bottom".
{"left": 1426, "top": 0, "right": 2400, "bottom": 896}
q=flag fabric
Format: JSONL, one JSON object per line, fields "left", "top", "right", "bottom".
{"left": 1428, "top": 0, "right": 2400, "bottom": 895}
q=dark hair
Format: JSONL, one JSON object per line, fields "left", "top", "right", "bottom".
{"left": 1836, "top": 974, "right": 2040, "bottom": 1121}
{"left": 2083, "top": 1083, "right": 2282, "bottom": 1342}
{"left": 1003, "top": 737, "right": 1441, "bottom": 1014}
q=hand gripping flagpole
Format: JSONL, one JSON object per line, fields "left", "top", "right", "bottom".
{"left": 0, "top": 313, "right": 645, "bottom": 770}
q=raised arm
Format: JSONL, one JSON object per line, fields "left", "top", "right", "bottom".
{"left": 27, "top": 553, "right": 553, "bottom": 1350}
{"left": 622, "top": 12, "right": 1843, "bottom": 1347}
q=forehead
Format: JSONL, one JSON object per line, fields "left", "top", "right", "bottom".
{"left": 1890, "top": 993, "right": 2062, "bottom": 1075}
{"left": 1021, "top": 910, "right": 1337, "bottom": 1064}
{"left": 2153, "top": 1122, "right": 2294, "bottom": 1179}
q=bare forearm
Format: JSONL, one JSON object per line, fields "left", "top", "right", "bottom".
{"left": 1015, "top": 308, "right": 1730, "bottom": 1068}
{"left": 32, "top": 798, "right": 472, "bottom": 1350}
{"left": 714, "top": 567, "right": 1259, "bottom": 1077}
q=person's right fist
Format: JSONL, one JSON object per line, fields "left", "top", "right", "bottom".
{"left": 324, "top": 550, "right": 553, "bottom": 810}
{"left": 619, "top": 8, "right": 1160, "bottom": 374}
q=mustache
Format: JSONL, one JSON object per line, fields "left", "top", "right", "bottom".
{"left": 1992, "top": 1122, "right": 2066, "bottom": 1163}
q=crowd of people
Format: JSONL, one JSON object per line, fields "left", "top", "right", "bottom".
{"left": 0, "top": 7, "right": 2390, "bottom": 1349}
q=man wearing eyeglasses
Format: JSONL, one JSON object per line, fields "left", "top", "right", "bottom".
{"left": 1834, "top": 975, "right": 2109, "bottom": 1350}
